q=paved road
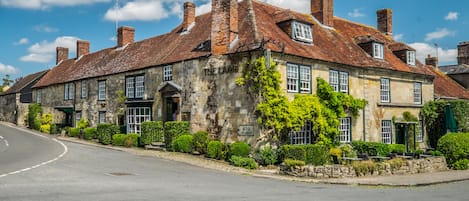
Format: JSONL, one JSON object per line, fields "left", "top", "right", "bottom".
{"left": 0, "top": 125, "right": 468, "bottom": 201}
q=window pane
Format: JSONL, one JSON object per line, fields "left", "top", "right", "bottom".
{"left": 329, "top": 70, "right": 339, "bottom": 92}
{"left": 382, "top": 120, "right": 392, "bottom": 144}
{"left": 300, "top": 66, "right": 310, "bottom": 93}
{"left": 373, "top": 43, "right": 384, "bottom": 59}
{"left": 126, "top": 107, "right": 151, "bottom": 135}
{"left": 292, "top": 22, "right": 313, "bottom": 43}
{"left": 414, "top": 82, "right": 422, "bottom": 104}
{"left": 64, "top": 83, "right": 69, "bottom": 100}
{"left": 81, "top": 80, "right": 87, "bottom": 98}
{"left": 339, "top": 72, "right": 348, "bottom": 93}
{"left": 126, "top": 77, "right": 135, "bottom": 98}
{"left": 69, "top": 83, "right": 75, "bottom": 100}
{"left": 289, "top": 121, "right": 312, "bottom": 145}
{"left": 98, "top": 81, "right": 106, "bottom": 100}
{"left": 135, "top": 75, "right": 145, "bottom": 98}
{"left": 339, "top": 117, "right": 351, "bottom": 143}
{"left": 287, "top": 64, "right": 298, "bottom": 92}
{"left": 163, "top": 66, "right": 173, "bottom": 81}
{"left": 380, "top": 78, "right": 390, "bottom": 103}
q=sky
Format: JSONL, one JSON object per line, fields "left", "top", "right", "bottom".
{"left": 0, "top": 0, "right": 468, "bottom": 81}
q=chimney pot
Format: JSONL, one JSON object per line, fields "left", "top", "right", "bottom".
{"left": 425, "top": 54, "right": 438, "bottom": 69}
{"left": 117, "top": 26, "right": 135, "bottom": 47}
{"left": 56, "top": 47, "right": 69, "bottom": 65}
{"left": 211, "top": 0, "right": 238, "bottom": 55}
{"left": 182, "top": 2, "right": 196, "bottom": 31}
{"left": 457, "top": 41, "right": 469, "bottom": 65}
{"left": 311, "top": 0, "right": 334, "bottom": 27}
{"left": 76, "top": 40, "right": 90, "bottom": 59}
{"left": 377, "top": 9, "right": 393, "bottom": 35}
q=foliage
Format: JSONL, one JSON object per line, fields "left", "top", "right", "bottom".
{"left": 387, "top": 158, "right": 406, "bottom": 171}
{"left": 388, "top": 144, "right": 406, "bottom": 154}
{"left": 280, "top": 145, "right": 306, "bottom": 162}
{"left": 437, "top": 132, "right": 469, "bottom": 168}
{"left": 330, "top": 147, "right": 342, "bottom": 163}
{"left": 352, "top": 160, "right": 377, "bottom": 177}
{"left": 229, "top": 156, "right": 258, "bottom": 169}
{"left": 97, "top": 124, "right": 120, "bottom": 145}
{"left": 253, "top": 146, "right": 278, "bottom": 166}
{"left": 352, "top": 141, "right": 391, "bottom": 157}
{"left": 192, "top": 131, "right": 209, "bottom": 154}
{"left": 69, "top": 128, "right": 80, "bottom": 137}
{"left": 304, "top": 144, "right": 330, "bottom": 165}
{"left": 207, "top": 140, "right": 226, "bottom": 160}
{"left": 27, "top": 103, "right": 42, "bottom": 130}
{"left": 164, "top": 121, "right": 190, "bottom": 150}
{"left": 115, "top": 90, "right": 127, "bottom": 115}
{"left": 430, "top": 150, "right": 443, "bottom": 156}
{"left": 283, "top": 159, "right": 306, "bottom": 169}
{"left": 125, "top": 133, "right": 140, "bottom": 147}
{"left": 41, "top": 113, "right": 53, "bottom": 125}
{"left": 84, "top": 127, "right": 98, "bottom": 140}
{"left": 172, "top": 134, "right": 194, "bottom": 153}
{"left": 339, "top": 144, "right": 357, "bottom": 158}
{"left": 39, "top": 124, "right": 51, "bottom": 134}
{"left": 2, "top": 74, "right": 13, "bottom": 87}
{"left": 229, "top": 141, "right": 251, "bottom": 158}
{"left": 50, "top": 124, "right": 58, "bottom": 135}
{"left": 140, "top": 121, "right": 164, "bottom": 145}
{"left": 112, "top": 134, "right": 127, "bottom": 146}
{"left": 453, "top": 159, "right": 469, "bottom": 170}
{"left": 77, "top": 118, "right": 89, "bottom": 130}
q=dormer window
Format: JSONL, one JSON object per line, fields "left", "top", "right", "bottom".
{"left": 373, "top": 42, "right": 384, "bottom": 59}
{"left": 292, "top": 21, "right": 313, "bottom": 43}
{"left": 407, "top": 50, "right": 416, "bottom": 66}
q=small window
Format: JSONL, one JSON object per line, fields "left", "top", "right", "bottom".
{"left": 407, "top": 51, "right": 416, "bottom": 66}
{"left": 287, "top": 63, "right": 311, "bottom": 93}
{"left": 135, "top": 75, "right": 145, "bottom": 98}
{"left": 339, "top": 117, "right": 352, "bottom": 143}
{"left": 98, "top": 80, "right": 106, "bottom": 101}
{"left": 292, "top": 21, "right": 313, "bottom": 43}
{"left": 163, "top": 65, "right": 173, "bottom": 81}
{"left": 99, "top": 112, "right": 106, "bottom": 124}
{"left": 329, "top": 70, "right": 349, "bottom": 94}
{"left": 287, "top": 64, "right": 298, "bottom": 92}
{"left": 289, "top": 121, "right": 312, "bottom": 145}
{"left": 373, "top": 42, "right": 384, "bottom": 59}
{"left": 416, "top": 120, "right": 423, "bottom": 143}
{"left": 300, "top": 66, "right": 311, "bottom": 93}
{"left": 339, "top": 72, "right": 349, "bottom": 93}
{"left": 414, "top": 82, "right": 422, "bottom": 104}
{"left": 81, "top": 80, "right": 87, "bottom": 99}
{"left": 36, "top": 89, "right": 42, "bottom": 104}
{"left": 75, "top": 111, "right": 82, "bottom": 128}
{"left": 64, "top": 83, "right": 75, "bottom": 100}
{"left": 126, "top": 77, "right": 135, "bottom": 98}
{"left": 382, "top": 120, "right": 392, "bottom": 144}
{"left": 380, "top": 78, "right": 390, "bottom": 103}
{"left": 329, "top": 70, "right": 339, "bottom": 92}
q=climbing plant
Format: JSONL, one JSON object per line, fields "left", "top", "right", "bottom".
{"left": 237, "top": 56, "right": 367, "bottom": 146}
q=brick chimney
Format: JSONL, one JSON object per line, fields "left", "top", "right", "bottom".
{"left": 425, "top": 54, "right": 438, "bottom": 69}
{"left": 56, "top": 47, "right": 69, "bottom": 65}
{"left": 457, "top": 41, "right": 469, "bottom": 65}
{"left": 377, "top": 9, "right": 392, "bottom": 36}
{"left": 311, "top": 0, "right": 334, "bottom": 27}
{"left": 76, "top": 40, "right": 90, "bottom": 58}
{"left": 182, "top": 2, "right": 196, "bottom": 31}
{"left": 117, "top": 26, "right": 135, "bottom": 47}
{"left": 211, "top": 0, "right": 238, "bottom": 55}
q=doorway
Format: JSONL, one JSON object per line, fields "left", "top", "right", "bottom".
{"left": 165, "top": 97, "right": 179, "bottom": 121}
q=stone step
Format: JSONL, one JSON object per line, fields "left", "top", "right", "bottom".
{"left": 151, "top": 142, "right": 165, "bottom": 147}
{"left": 145, "top": 144, "right": 166, "bottom": 151}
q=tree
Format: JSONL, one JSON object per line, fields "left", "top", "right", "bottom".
{"left": 2, "top": 74, "right": 13, "bottom": 87}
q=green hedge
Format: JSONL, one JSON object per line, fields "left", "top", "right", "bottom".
{"left": 172, "top": 134, "right": 194, "bottom": 153}
{"left": 437, "top": 133, "right": 469, "bottom": 169}
{"left": 125, "top": 133, "right": 140, "bottom": 147}
{"left": 97, "top": 124, "right": 120, "bottom": 145}
{"left": 304, "top": 144, "right": 330, "bottom": 165}
{"left": 69, "top": 128, "right": 80, "bottom": 137}
{"left": 388, "top": 144, "right": 406, "bottom": 154}
{"left": 50, "top": 124, "right": 58, "bottom": 135}
{"left": 141, "top": 121, "right": 164, "bottom": 146}
{"left": 27, "top": 103, "right": 42, "bottom": 130}
{"left": 253, "top": 146, "right": 278, "bottom": 166}
{"left": 193, "top": 131, "right": 209, "bottom": 154}
{"left": 229, "top": 141, "right": 251, "bottom": 157}
{"left": 284, "top": 159, "right": 305, "bottom": 169}
{"left": 164, "top": 121, "right": 190, "bottom": 150}
{"left": 84, "top": 127, "right": 98, "bottom": 140}
{"left": 112, "top": 134, "right": 127, "bottom": 146}
{"left": 352, "top": 141, "right": 391, "bottom": 157}
{"left": 207, "top": 140, "right": 226, "bottom": 160}
{"left": 230, "top": 156, "right": 257, "bottom": 169}
{"left": 280, "top": 145, "right": 306, "bottom": 161}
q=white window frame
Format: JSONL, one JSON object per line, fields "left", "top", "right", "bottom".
{"left": 287, "top": 63, "right": 311, "bottom": 93}
{"left": 64, "top": 83, "right": 74, "bottom": 100}
{"left": 300, "top": 66, "right": 311, "bottom": 93}
{"left": 329, "top": 70, "right": 349, "bottom": 94}
{"left": 339, "top": 117, "right": 352, "bottom": 143}
{"left": 81, "top": 80, "right": 87, "bottom": 99}
{"left": 163, "top": 65, "right": 173, "bottom": 81}
{"left": 414, "top": 82, "right": 422, "bottom": 104}
{"left": 339, "top": 71, "right": 349, "bottom": 94}
{"left": 289, "top": 121, "right": 312, "bottom": 145}
{"left": 127, "top": 107, "right": 151, "bottom": 134}
{"left": 382, "top": 120, "right": 392, "bottom": 144}
{"left": 380, "top": 78, "right": 390, "bottom": 103}
{"left": 75, "top": 112, "right": 82, "bottom": 128}
{"left": 407, "top": 50, "right": 416, "bottom": 66}
{"left": 373, "top": 42, "right": 384, "bottom": 59}
{"left": 329, "top": 70, "right": 339, "bottom": 92}
{"left": 135, "top": 75, "right": 145, "bottom": 98}
{"left": 99, "top": 111, "right": 106, "bottom": 124}
{"left": 287, "top": 64, "right": 298, "bottom": 92}
{"left": 98, "top": 80, "right": 106, "bottom": 101}
{"left": 292, "top": 21, "right": 313, "bottom": 43}
{"left": 36, "top": 89, "right": 42, "bottom": 104}
{"left": 126, "top": 77, "right": 135, "bottom": 98}
{"left": 416, "top": 120, "right": 424, "bottom": 143}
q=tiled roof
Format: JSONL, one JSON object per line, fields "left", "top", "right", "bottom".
{"left": 2, "top": 70, "right": 48, "bottom": 95}
{"left": 439, "top": 64, "right": 469, "bottom": 75}
{"left": 427, "top": 66, "right": 469, "bottom": 100}
{"left": 35, "top": 0, "right": 434, "bottom": 88}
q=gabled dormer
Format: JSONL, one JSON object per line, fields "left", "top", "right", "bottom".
{"left": 277, "top": 19, "right": 313, "bottom": 44}
{"left": 389, "top": 42, "right": 416, "bottom": 66}
{"left": 355, "top": 35, "right": 385, "bottom": 60}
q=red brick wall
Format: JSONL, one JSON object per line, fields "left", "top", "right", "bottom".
{"left": 117, "top": 26, "right": 135, "bottom": 47}
{"left": 56, "top": 47, "right": 69, "bottom": 64}
{"left": 211, "top": 0, "right": 238, "bottom": 55}
{"left": 311, "top": 0, "right": 334, "bottom": 27}
{"left": 77, "top": 40, "right": 90, "bottom": 58}
{"left": 183, "top": 2, "right": 195, "bottom": 31}
{"left": 377, "top": 9, "right": 392, "bottom": 35}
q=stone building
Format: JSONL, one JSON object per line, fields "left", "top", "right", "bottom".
{"left": 439, "top": 42, "right": 469, "bottom": 90}
{"left": 32, "top": 0, "right": 442, "bottom": 147}
{"left": 0, "top": 70, "right": 48, "bottom": 126}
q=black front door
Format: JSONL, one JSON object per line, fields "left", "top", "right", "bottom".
{"left": 165, "top": 97, "right": 179, "bottom": 121}
{"left": 65, "top": 113, "right": 73, "bottom": 127}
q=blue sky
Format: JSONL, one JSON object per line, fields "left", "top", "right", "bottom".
{"left": 0, "top": 0, "right": 467, "bottom": 81}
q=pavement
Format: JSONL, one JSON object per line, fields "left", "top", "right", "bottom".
{"left": 56, "top": 134, "right": 469, "bottom": 187}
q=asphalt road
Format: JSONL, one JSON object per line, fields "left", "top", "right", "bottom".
{"left": 0, "top": 124, "right": 468, "bottom": 201}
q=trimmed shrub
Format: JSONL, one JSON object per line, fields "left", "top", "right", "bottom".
{"left": 164, "top": 121, "right": 190, "bottom": 150}
{"left": 229, "top": 141, "right": 251, "bottom": 157}
{"left": 388, "top": 144, "right": 406, "bottom": 154}
{"left": 430, "top": 150, "right": 443, "bottom": 156}
{"left": 50, "top": 124, "right": 58, "bottom": 135}
{"left": 141, "top": 121, "right": 164, "bottom": 145}
{"left": 27, "top": 103, "right": 42, "bottom": 130}
{"left": 83, "top": 127, "right": 98, "bottom": 140}
{"left": 284, "top": 159, "right": 306, "bottom": 169}
{"left": 112, "top": 134, "right": 127, "bottom": 146}
{"left": 230, "top": 156, "right": 257, "bottom": 169}
{"left": 352, "top": 160, "right": 377, "bottom": 176}
{"left": 77, "top": 118, "right": 89, "bottom": 130}
{"left": 69, "top": 128, "right": 80, "bottom": 137}
{"left": 253, "top": 146, "right": 278, "bottom": 166}
{"left": 171, "top": 134, "right": 194, "bottom": 153}
{"left": 352, "top": 141, "right": 391, "bottom": 157}
{"left": 41, "top": 113, "right": 53, "bottom": 125}
{"left": 193, "top": 131, "right": 209, "bottom": 154}
{"left": 304, "top": 144, "right": 330, "bottom": 165}
{"left": 280, "top": 145, "right": 306, "bottom": 162}
{"left": 207, "top": 140, "right": 226, "bottom": 160}
{"left": 437, "top": 133, "right": 469, "bottom": 168}
{"left": 453, "top": 159, "right": 469, "bottom": 170}
{"left": 339, "top": 144, "right": 357, "bottom": 158}
{"left": 97, "top": 124, "right": 120, "bottom": 145}
{"left": 40, "top": 124, "right": 51, "bottom": 134}
{"left": 125, "top": 133, "right": 140, "bottom": 147}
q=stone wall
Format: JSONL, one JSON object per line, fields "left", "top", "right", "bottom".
{"left": 280, "top": 157, "right": 448, "bottom": 179}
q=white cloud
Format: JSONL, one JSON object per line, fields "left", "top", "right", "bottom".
{"left": 348, "top": 9, "right": 364, "bottom": 18}
{"left": 21, "top": 36, "right": 81, "bottom": 63}
{"left": 445, "top": 12, "right": 459, "bottom": 21}
{"left": 0, "top": 0, "right": 110, "bottom": 10}
{"left": 104, "top": 1, "right": 169, "bottom": 21}
{"left": 0, "top": 63, "right": 20, "bottom": 74}
{"left": 109, "top": 36, "right": 117, "bottom": 41}
{"left": 262, "top": 0, "right": 308, "bottom": 13}
{"left": 393, "top": 34, "right": 404, "bottom": 42}
{"left": 34, "top": 25, "right": 59, "bottom": 33}
{"left": 14, "top": 38, "right": 29, "bottom": 45}
{"left": 409, "top": 42, "right": 457, "bottom": 64}
{"left": 425, "top": 28, "right": 455, "bottom": 41}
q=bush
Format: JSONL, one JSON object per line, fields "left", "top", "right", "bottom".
{"left": 387, "top": 158, "right": 406, "bottom": 171}
{"left": 83, "top": 127, "right": 98, "bottom": 140}
{"left": 284, "top": 159, "right": 306, "bottom": 169}
{"left": 280, "top": 145, "right": 306, "bottom": 162}
{"left": 253, "top": 146, "right": 278, "bottom": 166}
{"left": 97, "top": 124, "right": 120, "bottom": 145}
{"left": 77, "top": 118, "right": 89, "bottom": 130}
{"left": 352, "top": 141, "right": 391, "bottom": 157}
{"left": 430, "top": 150, "right": 443, "bottom": 156}
{"left": 69, "top": 128, "right": 80, "bottom": 137}
{"left": 50, "top": 124, "right": 58, "bottom": 135}
{"left": 329, "top": 147, "right": 342, "bottom": 162}
{"left": 229, "top": 141, "right": 251, "bottom": 157}
{"left": 304, "top": 144, "right": 330, "bottom": 165}
{"left": 164, "top": 121, "right": 190, "bottom": 150}
{"left": 437, "top": 133, "right": 469, "bottom": 168}
{"left": 125, "top": 133, "right": 140, "bottom": 147}
{"left": 230, "top": 156, "right": 257, "bottom": 169}
{"left": 40, "top": 124, "right": 51, "bottom": 134}
{"left": 41, "top": 113, "right": 53, "bottom": 125}
{"left": 388, "top": 144, "right": 406, "bottom": 154}
{"left": 112, "top": 134, "right": 127, "bottom": 146}
{"left": 27, "top": 103, "right": 42, "bottom": 130}
{"left": 207, "top": 140, "right": 226, "bottom": 160}
{"left": 352, "top": 160, "right": 377, "bottom": 176}
{"left": 172, "top": 134, "right": 194, "bottom": 153}
{"left": 141, "top": 121, "right": 164, "bottom": 146}
{"left": 339, "top": 144, "right": 357, "bottom": 158}
{"left": 192, "top": 131, "right": 209, "bottom": 154}
{"left": 453, "top": 159, "right": 469, "bottom": 170}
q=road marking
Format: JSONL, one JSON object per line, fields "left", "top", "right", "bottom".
{"left": 0, "top": 136, "right": 3, "bottom": 139}
{"left": 0, "top": 131, "right": 68, "bottom": 179}
{"left": 4, "top": 139, "right": 8, "bottom": 147}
